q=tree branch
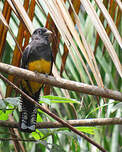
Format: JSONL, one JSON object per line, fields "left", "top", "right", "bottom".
{"left": 0, "top": 73, "right": 106, "bottom": 152}
{"left": 0, "top": 118, "right": 122, "bottom": 129}
{"left": 0, "top": 62, "right": 122, "bottom": 101}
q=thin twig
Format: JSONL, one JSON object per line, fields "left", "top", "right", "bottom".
{"left": 0, "top": 73, "right": 106, "bottom": 152}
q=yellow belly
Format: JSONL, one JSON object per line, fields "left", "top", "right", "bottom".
{"left": 22, "top": 59, "right": 51, "bottom": 95}
{"left": 28, "top": 59, "right": 51, "bottom": 74}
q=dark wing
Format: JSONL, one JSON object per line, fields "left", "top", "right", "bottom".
{"left": 50, "top": 52, "right": 53, "bottom": 75}
{"left": 21, "top": 45, "right": 31, "bottom": 69}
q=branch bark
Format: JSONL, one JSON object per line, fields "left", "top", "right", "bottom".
{"left": 0, "top": 118, "right": 122, "bottom": 129}
{"left": 0, "top": 62, "right": 122, "bottom": 101}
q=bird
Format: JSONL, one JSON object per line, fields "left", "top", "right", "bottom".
{"left": 19, "top": 27, "right": 53, "bottom": 133}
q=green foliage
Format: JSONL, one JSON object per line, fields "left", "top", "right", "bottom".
{"left": 0, "top": 0, "right": 121, "bottom": 151}
{"left": 0, "top": 97, "right": 20, "bottom": 120}
{"left": 0, "top": 109, "right": 12, "bottom": 120}
{"left": 39, "top": 95, "right": 80, "bottom": 104}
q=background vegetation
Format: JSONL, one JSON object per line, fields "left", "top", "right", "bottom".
{"left": 0, "top": 0, "right": 121, "bottom": 152}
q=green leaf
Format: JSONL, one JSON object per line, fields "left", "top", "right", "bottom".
{"left": 31, "top": 129, "right": 44, "bottom": 140}
{"left": 111, "top": 103, "right": 122, "bottom": 112}
{"left": 0, "top": 79, "right": 6, "bottom": 97}
{"left": 0, "top": 97, "right": 20, "bottom": 109}
{"left": 0, "top": 99, "right": 6, "bottom": 109}
{"left": 75, "top": 127, "right": 96, "bottom": 135}
{"left": 39, "top": 95, "right": 80, "bottom": 104}
{"left": 85, "top": 101, "right": 116, "bottom": 118}
{"left": 56, "top": 126, "right": 96, "bottom": 135}
{"left": 50, "top": 144, "right": 65, "bottom": 152}
{"left": 37, "top": 113, "right": 43, "bottom": 122}
{"left": 4, "top": 97, "right": 20, "bottom": 106}
{"left": 0, "top": 110, "right": 12, "bottom": 120}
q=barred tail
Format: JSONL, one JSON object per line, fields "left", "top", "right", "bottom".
{"left": 19, "top": 96, "right": 38, "bottom": 133}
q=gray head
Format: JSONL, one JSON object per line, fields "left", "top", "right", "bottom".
{"left": 32, "top": 27, "right": 52, "bottom": 43}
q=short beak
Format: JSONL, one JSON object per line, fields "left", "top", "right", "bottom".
{"left": 44, "top": 30, "right": 52, "bottom": 42}
{"left": 44, "top": 30, "right": 52, "bottom": 35}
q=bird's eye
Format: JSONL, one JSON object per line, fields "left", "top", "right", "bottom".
{"left": 39, "top": 30, "right": 42, "bottom": 35}
{"left": 33, "top": 30, "right": 37, "bottom": 35}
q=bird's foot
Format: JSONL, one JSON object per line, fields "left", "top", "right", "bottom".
{"left": 45, "top": 73, "right": 48, "bottom": 78}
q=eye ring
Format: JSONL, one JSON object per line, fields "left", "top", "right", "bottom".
{"left": 33, "top": 30, "right": 37, "bottom": 35}
{"left": 39, "top": 30, "right": 42, "bottom": 34}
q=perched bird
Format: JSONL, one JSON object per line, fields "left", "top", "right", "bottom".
{"left": 19, "top": 27, "right": 53, "bottom": 133}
